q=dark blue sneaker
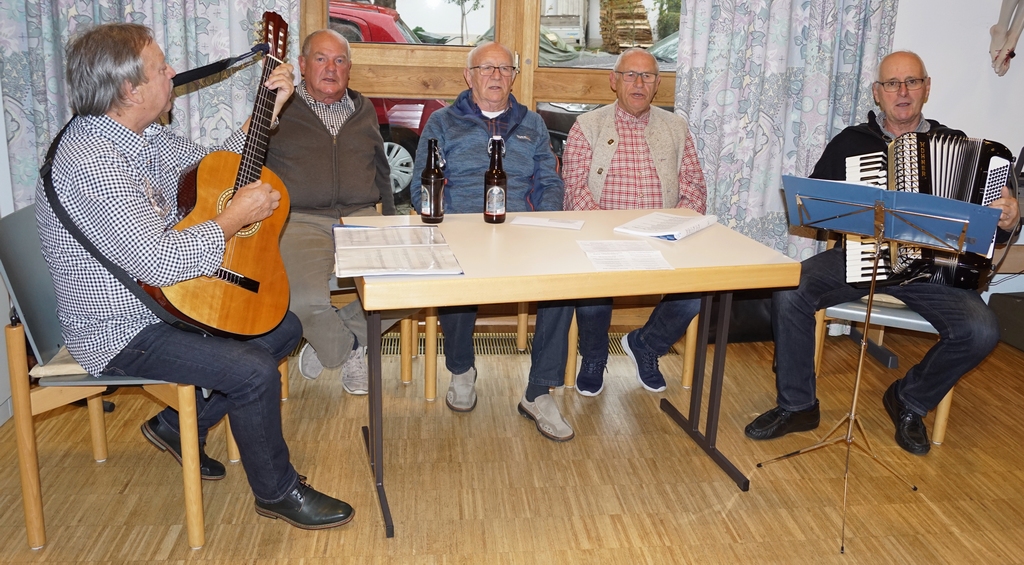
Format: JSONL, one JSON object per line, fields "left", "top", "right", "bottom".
{"left": 621, "top": 330, "right": 666, "bottom": 392}
{"left": 575, "top": 357, "right": 607, "bottom": 397}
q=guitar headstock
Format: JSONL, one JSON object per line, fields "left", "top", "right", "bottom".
{"left": 263, "top": 12, "right": 288, "bottom": 60}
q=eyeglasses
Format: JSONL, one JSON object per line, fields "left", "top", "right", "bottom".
{"left": 614, "top": 70, "right": 659, "bottom": 84}
{"left": 875, "top": 77, "right": 928, "bottom": 92}
{"left": 470, "top": 64, "right": 518, "bottom": 77}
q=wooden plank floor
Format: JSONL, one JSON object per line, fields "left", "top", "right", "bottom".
{"left": 2, "top": 331, "right": 1024, "bottom": 564}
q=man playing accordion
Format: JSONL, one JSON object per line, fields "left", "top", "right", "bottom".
{"left": 744, "top": 51, "right": 1020, "bottom": 455}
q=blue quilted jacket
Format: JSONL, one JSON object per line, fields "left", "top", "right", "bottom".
{"left": 410, "top": 90, "right": 564, "bottom": 213}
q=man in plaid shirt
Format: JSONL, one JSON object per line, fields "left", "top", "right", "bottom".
{"left": 561, "top": 47, "right": 709, "bottom": 396}
{"left": 36, "top": 23, "right": 353, "bottom": 529}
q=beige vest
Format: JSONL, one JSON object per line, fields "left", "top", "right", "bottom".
{"left": 575, "top": 103, "right": 691, "bottom": 207}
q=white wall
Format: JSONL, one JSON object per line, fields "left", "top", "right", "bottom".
{"left": 895, "top": 0, "right": 1024, "bottom": 299}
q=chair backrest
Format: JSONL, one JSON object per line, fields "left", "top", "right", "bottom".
{"left": 0, "top": 204, "right": 65, "bottom": 365}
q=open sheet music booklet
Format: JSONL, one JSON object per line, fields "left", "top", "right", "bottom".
{"left": 613, "top": 212, "right": 718, "bottom": 241}
{"left": 333, "top": 225, "right": 463, "bottom": 277}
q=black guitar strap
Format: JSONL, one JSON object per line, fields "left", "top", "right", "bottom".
{"left": 40, "top": 120, "right": 210, "bottom": 336}
{"left": 38, "top": 43, "right": 270, "bottom": 337}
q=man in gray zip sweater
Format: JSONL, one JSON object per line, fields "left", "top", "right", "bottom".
{"left": 265, "top": 29, "right": 402, "bottom": 393}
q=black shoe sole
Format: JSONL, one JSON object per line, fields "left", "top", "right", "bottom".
{"left": 254, "top": 505, "right": 355, "bottom": 530}
{"left": 141, "top": 421, "right": 225, "bottom": 481}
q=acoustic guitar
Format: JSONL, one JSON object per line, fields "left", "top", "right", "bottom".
{"left": 147, "top": 12, "right": 291, "bottom": 337}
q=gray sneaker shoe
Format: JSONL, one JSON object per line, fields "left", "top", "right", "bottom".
{"left": 298, "top": 342, "right": 324, "bottom": 380}
{"left": 518, "top": 393, "right": 574, "bottom": 441}
{"left": 445, "top": 367, "right": 477, "bottom": 412}
{"left": 342, "top": 346, "right": 368, "bottom": 395}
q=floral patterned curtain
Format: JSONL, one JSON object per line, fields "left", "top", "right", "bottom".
{"left": 675, "top": 0, "right": 899, "bottom": 259}
{"left": 0, "top": 0, "right": 301, "bottom": 211}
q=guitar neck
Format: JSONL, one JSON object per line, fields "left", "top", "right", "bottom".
{"left": 235, "top": 56, "right": 280, "bottom": 190}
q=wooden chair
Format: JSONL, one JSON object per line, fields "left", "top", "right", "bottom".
{"left": 813, "top": 296, "right": 955, "bottom": 445}
{"left": 0, "top": 205, "right": 206, "bottom": 549}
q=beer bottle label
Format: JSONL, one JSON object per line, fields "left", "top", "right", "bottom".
{"left": 421, "top": 185, "right": 432, "bottom": 215}
{"left": 485, "top": 185, "right": 505, "bottom": 215}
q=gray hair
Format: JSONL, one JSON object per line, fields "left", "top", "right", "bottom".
{"left": 302, "top": 29, "right": 351, "bottom": 60}
{"left": 877, "top": 50, "right": 928, "bottom": 80}
{"left": 66, "top": 23, "right": 153, "bottom": 116}
{"left": 613, "top": 47, "right": 657, "bottom": 72}
{"left": 467, "top": 41, "right": 513, "bottom": 67}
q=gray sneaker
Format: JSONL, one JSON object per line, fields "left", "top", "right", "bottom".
{"left": 298, "top": 342, "right": 324, "bottom": 380}
{"left": 518, "top": 393, "right": 574, "bottom": 441}
{"left": 445, "top": 367, "right": 477, "bottom": 412}
{"left": 342, "top": 346, "right": 368, "bottom": 395}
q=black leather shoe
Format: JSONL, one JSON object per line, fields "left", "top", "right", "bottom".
{"left": 745, "top": 402, "right": 820, "bottom": 440}
{"left": 883, "top": 381, "right": 930, "bottom": 455}
{"left": 141, "top": 416, "right": 226, "bottom": 480}
{"left": 254, "top": 480, "right": 354, "bottom": 530}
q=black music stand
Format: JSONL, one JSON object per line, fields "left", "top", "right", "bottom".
{"left": 762, "top": 175, "right": 1000, "bottom": 552}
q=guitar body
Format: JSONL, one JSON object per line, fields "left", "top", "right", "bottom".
{"left": 144, "top": 11, "right": 292, "bottom": 337}
{"left": 154, "top": 152, "right": 291, "bottom": 336}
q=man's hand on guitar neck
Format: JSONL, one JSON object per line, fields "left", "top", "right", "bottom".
{"left": 241, "top": 63, "right": 295, "bottom": 133}
{"left": 214, "top": 180, "right": 282, "bottom": 240}
{"left": 991, "top": 185, "right": 1021, "bottom": 231}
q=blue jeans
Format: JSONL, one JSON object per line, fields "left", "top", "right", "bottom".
{"left": 575, "top": 294, "right": 701, "bottom": 361}
{"left": 773, "top": 247, "right": 999, "bottom": 416}
{"left": 102, "top": 313, "right": 303, "bottom": 503}
{"left": 438, "top": 301, "right": 575, "bottom": 388}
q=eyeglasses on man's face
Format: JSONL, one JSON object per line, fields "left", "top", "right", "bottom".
{"left": 470, "top": 64, "right": 518, "bottom": 77}
{"left": 614, "top": 70, "right": 659, "bottom": 84}
{"left": 875, "top": 77, "right": 927, "bottom": 92}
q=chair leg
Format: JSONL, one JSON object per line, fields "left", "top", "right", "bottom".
{"left": 681, "top": 316, "right": 699, "bottom": 389}
{"left": 517, "top": 302, "right": 529, "bottom": 352}
{"left": 86, "top": 395, "right": 109, "bottom": 462}
{"left": 931, "top": 387, "right": 955, "bottom": 446}
{"left": 400, "top": 317, "right": 413, "bottom": 384}
{"left": 813, "top": 309, "right": 827, "bottom": 376}
{"left": 225, "top": 416, "right": 240, "bottom": 463}
{"left": 425, "top": 307, "right": 438, "bottom": 401}
{"left": 177, "top": 384, "right": 205, "bottom": 549}
{"left": 564, "top": 312, "right": 579, "bottom": 387}
{"left": 278, "top": 358, "right": 289, "bottom": 402}
{"left": 8, "top": 324, "right": 46, "bottom": 549}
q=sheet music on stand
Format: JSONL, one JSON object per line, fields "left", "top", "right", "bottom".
{"left": 781, "top": 176, "right": 1001, "bottom": 257}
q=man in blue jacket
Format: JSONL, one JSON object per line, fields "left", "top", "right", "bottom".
{"left": 411, "top": 41, "right": 575, "bottom": 441}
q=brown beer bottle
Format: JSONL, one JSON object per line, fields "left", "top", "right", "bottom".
{"left": 484, "top": 135, "right": 506, "bottom": 223}
{"left": 420, "top": 138, "right": 444, "bottom": 223}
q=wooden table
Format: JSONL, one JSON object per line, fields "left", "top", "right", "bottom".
{"left": 347, "top": 209, "right": 800, "bottom": 537}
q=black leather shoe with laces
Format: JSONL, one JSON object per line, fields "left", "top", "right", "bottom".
{"left": 141, "top": 416, "right": 225, "bottom": 480}
{"left": 744, "top": 402, "right": 820, "bottom": 440}
{"left": 883, "top": 380, "right": 930, "bottom": 455}
{"left": 255, "top": 480, "right": 354, "bottom": 530}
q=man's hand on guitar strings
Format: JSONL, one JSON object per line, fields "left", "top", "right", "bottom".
{"left": 214, "top": 180, "right": 282, "bottom": 240}
{"left": 991, "top": 185, "right": 1021, "bottom": 230}
{"left": 266, "top": 63, "right": 295, "bottom": 124}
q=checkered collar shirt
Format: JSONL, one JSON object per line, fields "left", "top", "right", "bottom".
{"left": 298, "top": 81, "right": 355, "bottom": 136}
{"left": 598, "top": 104, "right": 663, "bottom": 209}
{"left": 35, "top": 114, "right": 245, "bottom": 374}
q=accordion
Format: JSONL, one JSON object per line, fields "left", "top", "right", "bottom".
{"left": 843, "top": 132, "right": 1013, "bottom": 290}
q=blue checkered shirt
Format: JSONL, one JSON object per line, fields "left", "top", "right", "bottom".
{"left": 35, "top": 114, "right": 246, "bottom": 374}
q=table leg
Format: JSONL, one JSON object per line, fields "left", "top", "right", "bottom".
{"left": 361, "top": 310, "right": 394, "bottom": 537}
{"left": 660, "top": 292, "right": 749, "bottom": 491}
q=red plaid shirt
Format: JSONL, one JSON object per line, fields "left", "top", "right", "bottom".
{"left": 563, "top": 104, "right": 706, "bottom": 213}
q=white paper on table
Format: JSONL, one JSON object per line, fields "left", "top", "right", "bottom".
{"left": 577, "top": 240, "right": 654, "bottom": 253}
{"left": 333, "top": 225, "right": 447, "bottom": 247}
{"left": 584, "top": 250, "right": 673, "bottom": 271}
{"left": 510, "top": 216, "right": 585, "bottom": 230}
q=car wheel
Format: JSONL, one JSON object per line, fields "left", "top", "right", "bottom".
{"left": 385, "top": 141, "right": 414, "bottom": 194}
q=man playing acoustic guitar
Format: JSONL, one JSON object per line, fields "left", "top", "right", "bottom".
{"left": 36, "top": 23, "right": 353, "bottom": 530}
